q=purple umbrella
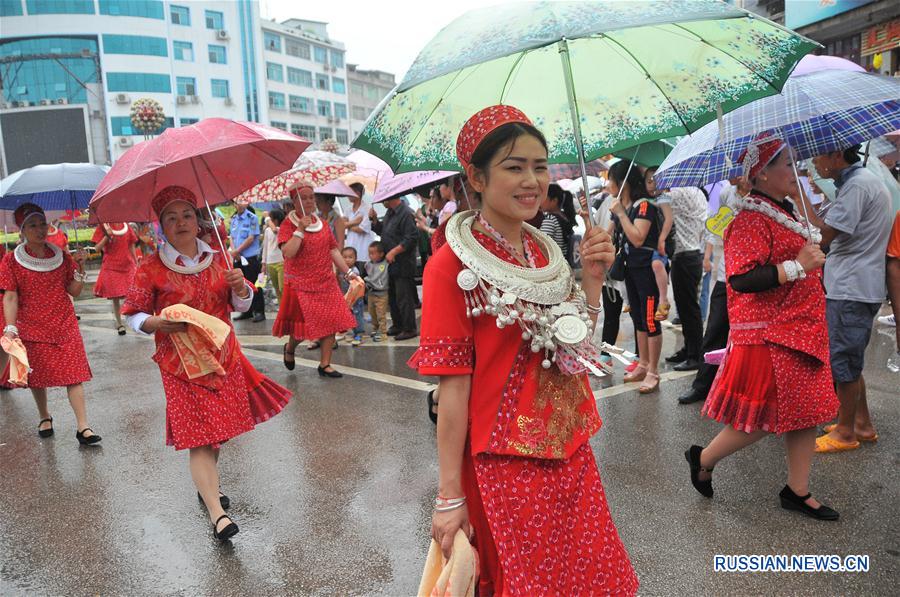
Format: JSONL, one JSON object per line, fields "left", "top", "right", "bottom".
{"left": 372, "top": 170, "right": 456, "bottom": 203}
{"left": 790, "top": 54, "right": 864, "bottom": 76}
{"left": 315, "top": 179, "right": 359, "bottom": 197}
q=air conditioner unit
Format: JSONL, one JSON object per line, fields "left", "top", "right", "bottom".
{"left": 118, "top": 136, "right": 133, "bottom": 147}
{"left": 190, "top": 95, "right": 200, "bottom": 104}
{"left": 216, "top": 29, "right": 229, "bottom": 41}
{"left": 56, "top": 98, "right": 69, "bottom": 105}
{"left": 40, "top": 99, "right": 52, "bottom": 106}
{"left": 224, "top": 97, "right": 233, "bottom": 106}
{"left": 115, "top": 93, "right": 129, "bottom": 104}
{"left": 176, "top": 95, "right": 188, "bottom": 104}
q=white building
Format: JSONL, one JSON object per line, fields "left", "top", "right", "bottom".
{"left": 347, "top": 64, "right": 395, "bottom": 140}
{"left": 0, "top": 0, "right": 268, "bottom": 170}
{"left": 260, "top": 18, "right": 350, "bottom": 146}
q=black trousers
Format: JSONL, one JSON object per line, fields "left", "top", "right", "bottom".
{"left": 671, "top": 250, "right": 703, "bottom": 359}
{"left": 691, "top": 281, "right": 730, "bottom": 396}
{"left": 234, "top": 255, "right": 265, "bottom": 316}
{"left": 388, "top": 274, "right": 418, "bottom": 332}
{"left": 601, "top": 286, "right": 624, "bottom": 350}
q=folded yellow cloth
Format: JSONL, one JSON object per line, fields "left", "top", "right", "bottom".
{"left": 1, "top": 336, "right": 30, "bottom": 387}
{"left": 160, "top": 304, "right": 232, "bottom": 380}
{"left": 417, "top": 530, "right": 478, "bottom": 597}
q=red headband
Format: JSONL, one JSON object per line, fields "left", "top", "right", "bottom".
{"left": 152, "top": 186, "right": 197, "bottom": 219}
{"left": 456, "top": 105, "right": 533, "bottom": 169}
{"left": 739, "top": 132, "right": 786, "bottom": 180}
{"left": 14, "top": 203, "right": 45, "bottom": 227}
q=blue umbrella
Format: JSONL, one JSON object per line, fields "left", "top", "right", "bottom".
{"left": 655, "top": 69, "right": 900, "bottom": 189}
{"left": 0, "top": 162, "right": 110, "bottom": 242}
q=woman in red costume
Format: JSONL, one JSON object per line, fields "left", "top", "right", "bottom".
{"left": 122, "top": 186, "right": 292, "bottom": 542}
{"left": 685, "top": 133, "right": 840, "bottom": 521}
{"left": 92, "top": 222, "right": 139, "bottom": 335}
{"left": 410, "top": 106, "right": 638, "bottom": 595}
{"left": 1, "top": 203, "right": 99, "bottom": 445}
{"left": 273, "top": 181, "right": 358, "bottom": 378}
{"left": 46, "top": 219, "right": 69, "bottom": 251}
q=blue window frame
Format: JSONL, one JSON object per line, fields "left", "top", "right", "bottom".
{"left": 211, "top": 79, "right": 229, "bottom": 98}
{"left": 318, "top": 126, "right": 332, "bottom": 141}
{"left": 103, "top": 35, "right": 167, "bottom": 57}
{"left": 172, "top": 41, "right": 193, "bottom": 61}
{"left": 27, "top": 0, "right": 93, "bottom": 14}
{"left": 99, "top": 1, "right": 163, "bottom": 19}
{"left": 266, "top": 62, "right": 283, "bottom": 82}
{"left": 1, "top": 37, "right": 98, "bottom": 103}
{"left": 336, "top": 129, "right": 348, "bottom": 144}
{"left": 289, "top": 94, "right": 310, "bottom": 113}
{"left": 180, "top": 117, "right": 199, "bottom": 126}
{"left": 334, "top": 103, "right": 347, "bottom": 119}
{"left": 106, "top": 72, "right": 171, "bottom": 93}
{"left": 270, "top": 121, "right": 287, "bottom": 130}
{"left": 332, "top": 77, "right": 345, "bottom": 94}
{"left": 287, "top": 67, "right": 312, "bottom": 87}
{"left": 176, "top": 76, "right": 196, "bottom": 96}
{"left": 208, "top": 44, "right": 226, "bottom": 64}
{"left": 169, "top": 4, "right": 189, "bottom": 25}
{"left": 330, "top": 50, "right": 344, "bottom": 68}
{"left": 264, "top": 32, "right": 281, "bottom": 52}
{"left": 313, "top": 46, "right": 327, "bottom": 64}
{"left": 1, "top": 0, "right": 24, "bottom": 16}
{"left": 205, "top": 9, "right": 223, "bottom": 29}
{"left": 111, "top": 115, "right": 173, "bottom": 135}
{"left": 268, "top": 91, "right": 285, "bottom": 109}
{"left": 317, "top": 99, "right": 331, "bottom": 117}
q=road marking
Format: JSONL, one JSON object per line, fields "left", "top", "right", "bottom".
{"left": 79, "top": 324, "right": 435, "bottom": 392}
{"left": 593, "top": 369, "right": 695, "bottom": 398}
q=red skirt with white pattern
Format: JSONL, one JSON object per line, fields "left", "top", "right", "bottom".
{"left": 702, "top": 343, "right": 837, "bottom": 434}
{"left": 466, "top": 443, "right": 639, "bottom": 596}
{"left": 3, "top": 337, "right": 93, "bottom": 388}
{"left": 94, "top": 265, "right": 136, "bottom": 299}
{"left": 272, "top": 277, "right": 356, "bottom": 341}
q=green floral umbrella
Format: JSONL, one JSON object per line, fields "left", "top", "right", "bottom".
{"left": 354, "top": 0, "right": 817, "bottom": 181}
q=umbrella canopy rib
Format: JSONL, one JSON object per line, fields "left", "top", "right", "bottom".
{"left": 600, "top": 33, "right": 692, "bottom": 135}
{"left": 500, "top": 50, "right": 528, "bottom": 104}
{"left": 397, "top": 68, "right": 468, "bottom": 172}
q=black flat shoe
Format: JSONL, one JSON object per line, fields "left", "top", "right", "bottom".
{"left": 317, "top": 365, "right": 343, "bottom": 378}
{"left": 38, "top": 417, "right": 54, "bottom": 438}
{"left": 427, "top": 390, "right": 438, "bottom": 425}
{"left": 198, "top": 491, "right": 231, "bottom": 510}
{"left": 213, "top": 514, "right": 239, "bottom": 542}
{"left": 665, "top": 350, "right": 687, "bottom": 364}
{"left": 386, "top": 327, "right": 400, "bottom": 336}
{"left": 232, "top": 312, "right": 253, "bottom": 321}
{"left": 678, "top": 391, "right": 706, "bottom": 405}
{"left": 283, "top": 343, "right": 295, "bottom": 371}
{"left": 673, "top": 358, "right": 702, "bottom": 371}
{"left": 685, "top": 445, "right": 713, "bottom": 498}
{"left": 779, "top": 485, "right": 839, "bottom": 521}
{"left": 76, "top": 428, "right": 102, "bottom": 446}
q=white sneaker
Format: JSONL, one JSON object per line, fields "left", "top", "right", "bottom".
{"left": 877, "top": 314, "right": 896, "bottom": 326}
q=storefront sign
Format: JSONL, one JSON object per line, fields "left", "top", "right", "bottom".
{"left": 862, "top": 19, "right": 900, "bottom": 56}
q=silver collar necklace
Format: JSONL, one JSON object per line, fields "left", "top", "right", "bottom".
{"left": 14, "top": 243, "right": 63, "bottom": 273}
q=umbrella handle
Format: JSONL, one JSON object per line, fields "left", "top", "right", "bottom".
{"left": 558, "top": 38, "right": 592, "bottom": 231}
{"left": 204, "top": 200, "right": 232, "bottom": 270}
{"left": 789, "top": 157, "right": 816, "bottom": 241}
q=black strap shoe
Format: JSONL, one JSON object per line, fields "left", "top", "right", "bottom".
{"left": 38, "top": 417, "right": 54, "bottom": 438}
{"left": 76, "top": 428, "right": 102, "bottom": 446}
{"left": 317, "top": 364, "right": 343, "bottom": 378}
{"left": 213, "top": 514, "right": 239, "bottom": 542}
{"left": 779, "top": 485, "right": 839, "bottom": 521}
{"left": 678, "top": 391, "right": 705, "bottom": 405}
{"left": 283, "top": 343, "right": 295, "bottom": 371}
{"left": 427, "top": 390, "right": 438, "bottom": 425}
{"left": 685, "top": 445, "right": 714, "bottom": 497}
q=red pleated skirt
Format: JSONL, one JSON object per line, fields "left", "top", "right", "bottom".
{"left": 702, "top": 344, "right": 778, "bottom": 433}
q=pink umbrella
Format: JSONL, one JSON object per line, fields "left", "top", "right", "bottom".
{"left": 791, "top": 54, "right": 865, "bottom": 77}
{"left": 315, "top": 179, "right": 359, "bottom": 197}
{"left": 372, "top": 170, "right": 456, "bottom": 203}
{"left": 343, "top": 150, "right": 392, "bottom": 193}
{"left": 91, "top": 118, "right": 309, "bottom": 223}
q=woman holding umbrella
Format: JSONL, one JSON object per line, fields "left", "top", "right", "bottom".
{"left": 92, "top": 222, "right": 139, "bottom": 335}
{"left": 1, "top": 203, "right": 100, "bottom": 445}
{"left": 273, "top": 181, "right": 358, "bottom": 378}
{"left": 685, "top": 133, "right": 840, "bottom": 521}
{"left": 411, "top": 106, "right": 637, "bottom": 595}
{"left": 122, "top": 186, "right": 292, "bottom": 542}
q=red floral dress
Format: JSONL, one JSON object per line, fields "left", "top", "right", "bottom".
{"left": 272, "top": 214, "right": 356, "bottom": 340}
{"left": 0, "top": 247, "right": 92, "bottom": 388}
{"left": 92, "top": 225, "right": 138, "bottom": 299}
{"left": 46, "top": 227, "right": 69, "bottom": 251}
{"left": 409, "top": 232, "right": 638, "bottom": 597}
{"left": 703, "top": 194, "right": 839, "bottom": 433}
{"left": 122, "top": 253, "right": 291, "bottom": 450}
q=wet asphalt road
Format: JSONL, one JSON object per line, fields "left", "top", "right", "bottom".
{"left": 1, "top": 293, "right": 898, "bottom": 596}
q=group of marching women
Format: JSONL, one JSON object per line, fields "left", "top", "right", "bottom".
{"left": 2, "top": 103, "right": 841, "bottom": 592}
